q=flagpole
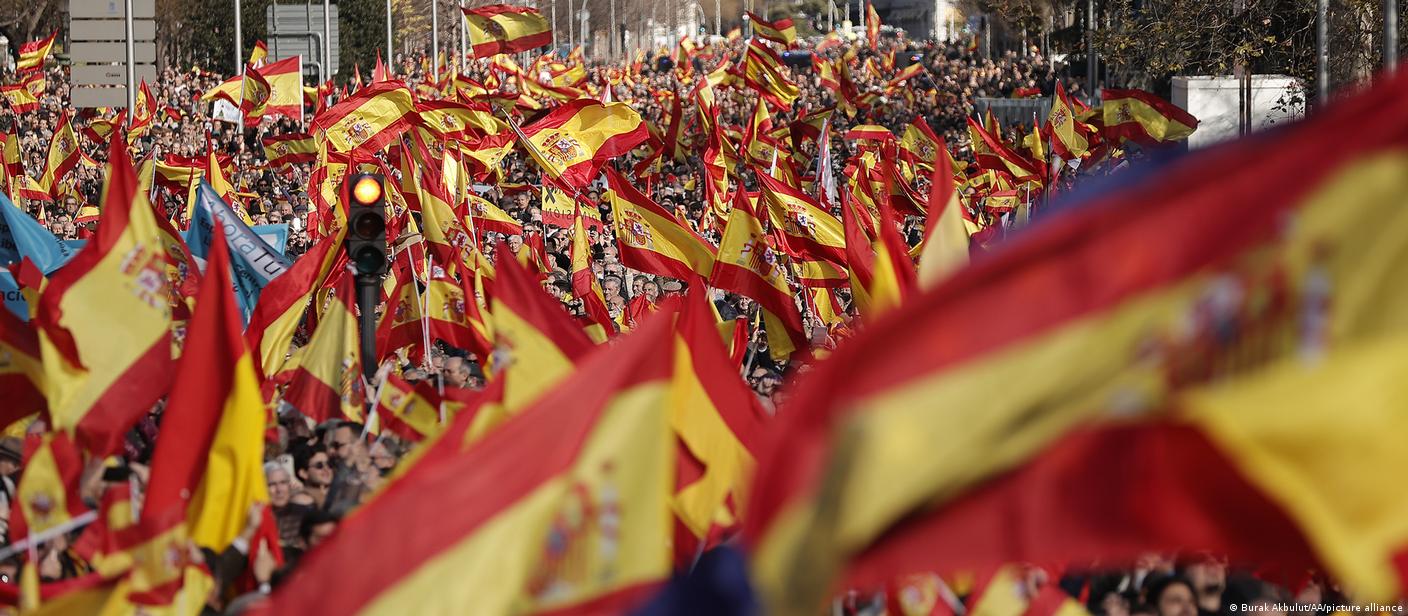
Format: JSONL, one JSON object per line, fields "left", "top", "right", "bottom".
{"left": 432, "top": 0, "right": 440, "bottom": 75}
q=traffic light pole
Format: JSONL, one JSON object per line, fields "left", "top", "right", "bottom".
{"left": 356, "top": 274, "right": 379, "bottom": 383}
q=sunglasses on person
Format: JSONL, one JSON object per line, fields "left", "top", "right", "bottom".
{"left": 310, "top": 461, "right": 329, "bottom": 470}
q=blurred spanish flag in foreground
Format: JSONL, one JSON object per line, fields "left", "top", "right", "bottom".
{"left": 266, "top": 314, "right": 677, "bottom": 615}
{"left": 747, "top": 70, "right": 1408, "bottom": 614}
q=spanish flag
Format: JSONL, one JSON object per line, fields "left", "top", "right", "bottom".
{"left": 244, "top": 229, "right": 344, "bottom": 380}
{"left": 378, "top": 263, "right": 489, "bottom": 363}
{"left": 373, "top": 373, "right": 452, "bottom": 442}
{"left": 488, "top": 239, "right": 596, "bottom": 412}
{"left": 11, "top": 432, "right": 87, "bottom": 542}
{"left": 142, "top": 224, "right": 267, "bottom": 552}
{"left": 279, "top": 273, "right": 365, "bottom": 423}
{"left": 671, "top": 285, "right": 768, "bottom": 549}
{"left": 248, "top": 40, "right": 268, "bottom": 68}
{"left": 200, "top": 73, "right": 244, "bottom": 106}
{"left": 415, "top": 99, "right": 508, "bottom": 142}
{"left": 605, "top": 167, "right": 716, "bottom": 281}
{"left": 266, "top": 314, "right": 675, "bottom": 615}
{"left": 747, "top": 70, "right": 1408, "bottom": 614}
{"left": 35, "top": 135, "right": 174, "bottom": 456}
{"left": 239, "top": 64, "right": 272, "bottom": 119}
{"left": 462, "top": 4, "right": 553, "bottom": 58}
{"left": 863, "top": 201, "right": 917, "bottom": 316}
{"left": 0, "top": 83, "right": 38, "bottom": 113}
{"left": 709, "top": 190, "right": 804, "bottom": 362}
{"left": 39, "top": 111, "right": 80, "bottom": 199}
{"left": 741, "top": 40, "right": 800, "bottom": 109}
{"left": 756, "top": 171, "right": 848, "bottom": 267}
{"left": 1047, "top": 81, "right": 1091, "bottom": 160}
{"left": 572, "top": 204, "right": 615, "bottom": 338}
{"left": 311, "top": 81, "right": 416, "bottom": 153}
{"left": 252, "top": 55, "right": 305, "bottom": 122}
{"left": 1101, "top": 87, "right": 1199, "bottom": 144}
{"left": 867, "top": 3, "right": 882, "bottom": 49}
{"left": 515, "top": 99, "right": 649, "bottom": 189}
{"left": 16, "top": 30, "right": 56, "bottom": 73}
{"left": 0, "top": 306, "right": 43, "bottom": 425}
{"left": 916, "top": 140, "right": 969, "bottom": 287}
{"left": 746, "top": 11, "right": 798, "bottom": 46}
{"left": 261, "top": 131, "right": 317, "bottom": 169}
{"left": 466, "top": 192, "right": 522, "bottom": 237}
{"left": 540, "top": 182, "right": 603, "bottom": 231}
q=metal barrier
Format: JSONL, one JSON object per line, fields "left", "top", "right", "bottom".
{"left": 974, "top": 97, "right": 1052, "bottom": 128}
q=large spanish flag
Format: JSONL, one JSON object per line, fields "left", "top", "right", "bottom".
{"left": 1101, "top": 87, "right": 1199, "bottom": 144}
{"left": 516, "top": 99, "right": 649, "bottom": 189}
{"left": 311, "top": 81, "right": 416, "bottom": 153}
{"left": 709, "top": 190, "right": 804, "bottom": 361}
{"left": 141, "top": 224, "right": 267, "bottom": 552}
{"left": 279, "top": 273, "right": 365, "bottom": 423}
{"left": 462, "top": 4, "right": 553, "bottom": 58}
{"left": 746, "top": 11, "right": 797, "bottom": 46}
{"left": 16, "top": 30, "right": 56, "bottom": 73}
{"left": 35, "top": 135, "right": 174, "bottom": 455}
{"left": 265, "top": 314, "right": 676, "bottom": 615}
{"left": 604, "top": 167, "right": 716, "bottom": 282}
{"left": 747, "top": 70, "right": 1408, "bottom": 615}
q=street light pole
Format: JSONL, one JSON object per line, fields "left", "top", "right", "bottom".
{"left": 1386, "top": 0, "right": 1399, "bottom": 72}
{"left": 127, "top": 0, "right": 136, "bottom": 119}
{"left": 323, "top": 0, "right": 332, "bottom": 80}
{"left": 459, "top": 0, "right": 467, "bottom": 69}
{"left": 610, "top": 0, "right": 617, "bottom": 58}
{"left": 1316, "top": 0, "right": 1328, "bottom": 106}
{"left": 387, "top": 0, "right": 394, "bottom": 71}
{"left": 432, "top": 0, "right": 440, "bottom": 74}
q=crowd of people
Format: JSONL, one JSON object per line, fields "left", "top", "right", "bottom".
{"left": 0, "top": 23, "right": 1298, "bottom": 616}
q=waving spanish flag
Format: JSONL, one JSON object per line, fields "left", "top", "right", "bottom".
{"left": 755, "top": 171, "right": 847, "bottom": 267}
{"left": 462, "top": 4, "right": 553, "bottom": 58}
{"left": 1101, "top": 87, "right": 1199, "bottom": 144}
{"left": 245, "top": 229, "right": 344, "bottom": 380}
{"left": 373, "top": 373, "right": 461, "bottom": 442}
{"left": 867, "top": 3, "right": 882, "bottom": 49}
{"left": 0, "top": 308, "right": 43, "bottom": 424}
{"left": 16, "top": 30, "right": 56, "bottom": 73}
{"left": 487, "top": 240, "right": 597, "bottom": 413}
{"left": 671, "top": 285, "right": 768, "bottom": 555}
{"left": 0, "top": 84, "right": 38, "bottom": 113}
{"left": 142, "top": 223, "right": 267, "bottom": 552}
{"left": 279, "top": 273, "right": 365, "bottom": 423}
{"left": 35, "top": 135, "right": 174, "bottom": 456}
{"left": 261, "top": 131, "right": 317, "bottom": 169}
{"left": 240, "top": 65, "right": 272, "bottom": 120}
{"left": 746, "top": 11, "right": 797, "bottom": 46}
{"left": 747, "top": 70, "right": 1408, "bottom": 614}
{"left": 1047, "top": 81, "right": 1091, "bottom": 160}
{"left": 709, "top": 190, "right": 804, "bottom": 362}
{"left": 605, "top": 167, "right": 716, "bottom": 281}
{"left": 265, "top": 315, "right": 675, "bottom": 616}
{"left": 572, "top": 204, "right": 615, "bottom": 341}
{"left": 39, "top": 111, "right": 80, "bottom": 200}
{"left": 515, "top": 99, "right": 649, "bottom": 189}
{"left": 741, "top": 40, "right": 800, "bottom": 110}
{"left": 916, "top": 141, "right": 970, "bottom": 288}
{"left": 312, "top": 81, "right": 416, "bottom": 153}
{"left": 252, "top": 55, "right": 305, "bottom": 122}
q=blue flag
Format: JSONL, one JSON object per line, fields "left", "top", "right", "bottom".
{"left": 253, "top": 224, "right": 289, "bottom": 255}
{"left": 0, "top": 193, "right": 72, "bottom": 274}
{"left": 0, "top": 271, "right": 25, "bottom": 320}
{"left": 186, "top": 181, "right": 292, "bottom": 321}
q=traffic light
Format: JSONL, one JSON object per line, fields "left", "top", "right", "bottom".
{"left": 345, "top": 172, "right": 387, "bottom": 277}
